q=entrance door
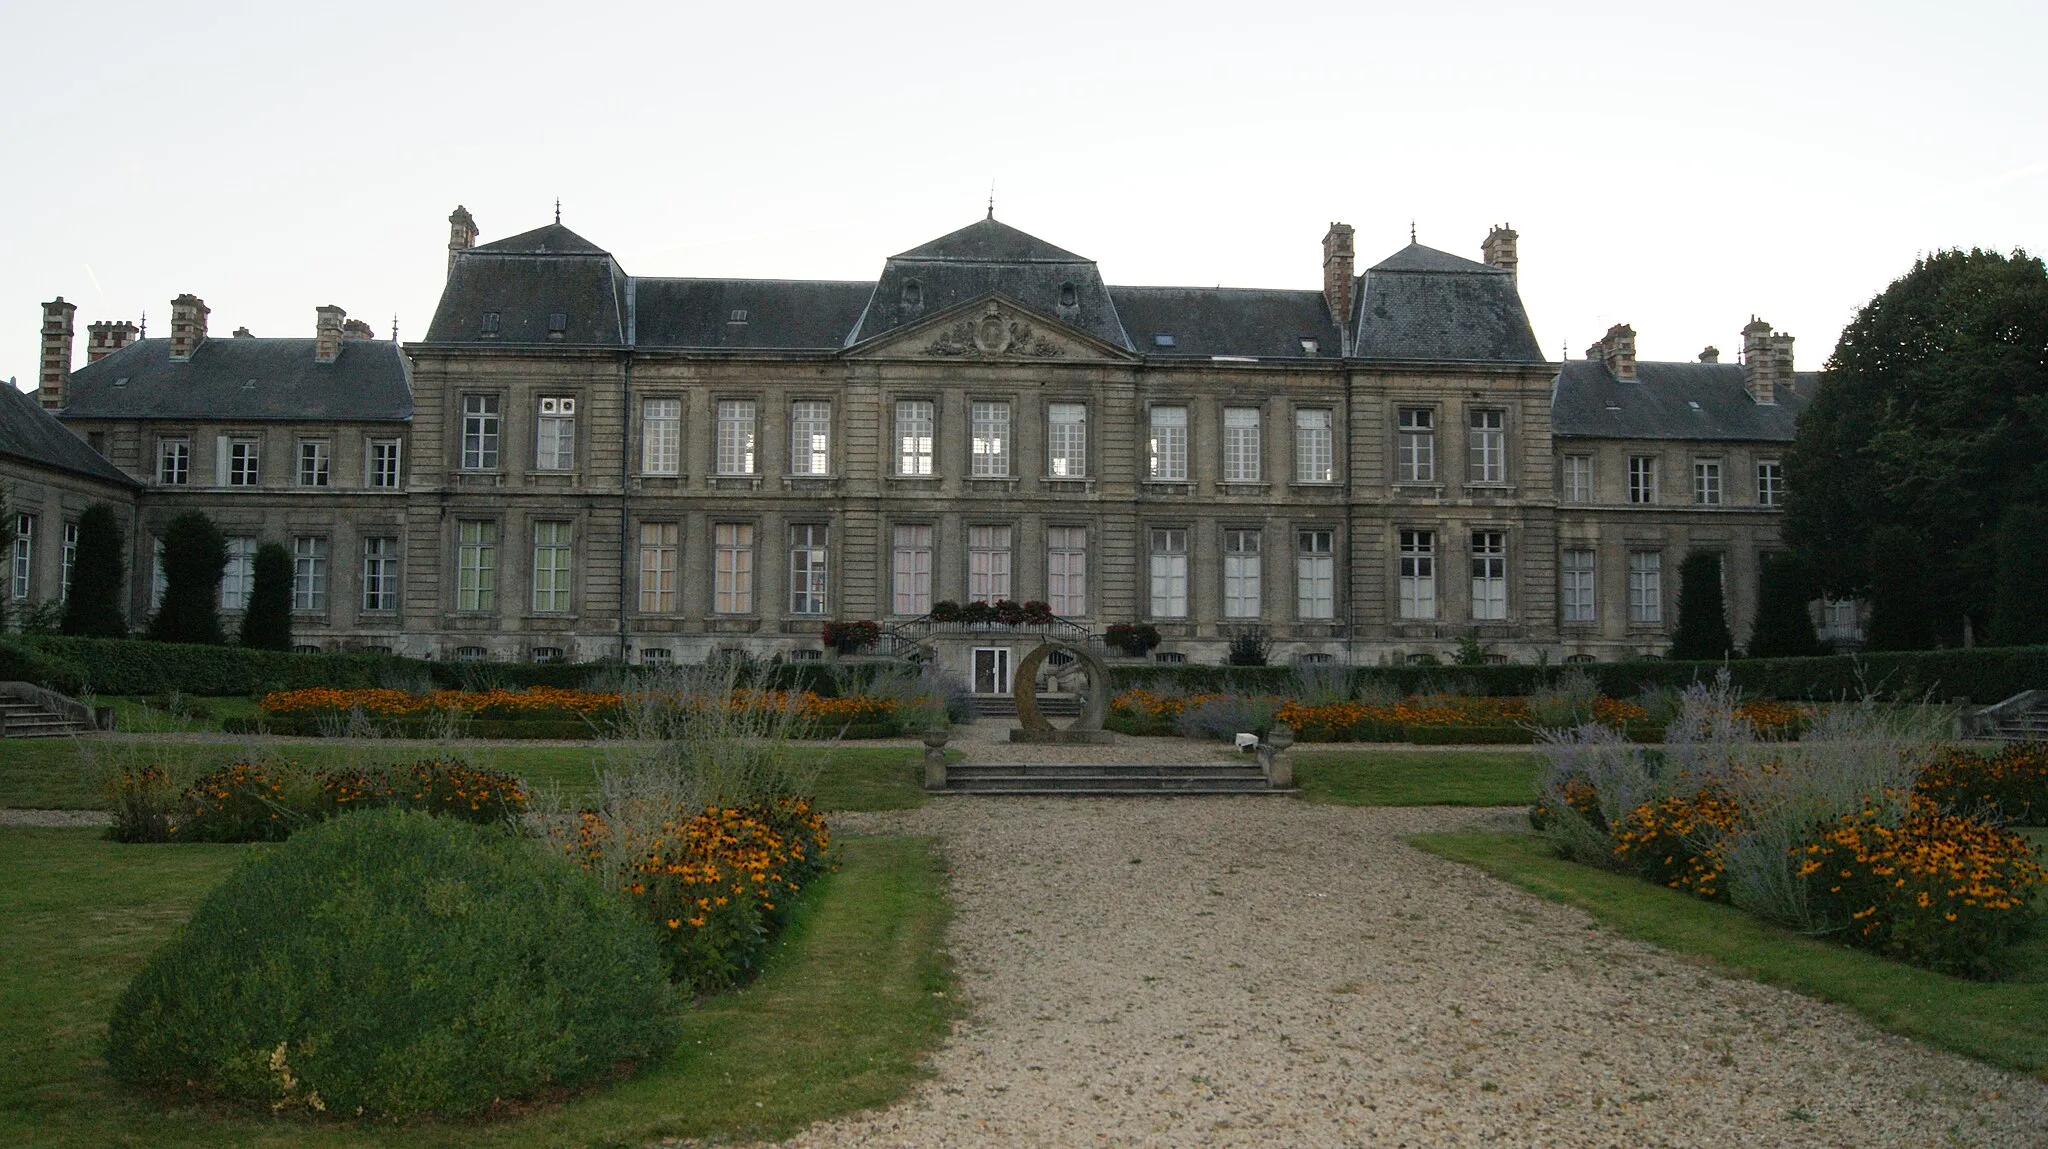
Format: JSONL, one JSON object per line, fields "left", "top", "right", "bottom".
{"left": 972, "top": 647, "right": 1011, "bottom": 695}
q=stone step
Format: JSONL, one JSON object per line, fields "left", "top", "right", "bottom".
{"left": 0, "top": 706, "right": 91, "bottom": 738}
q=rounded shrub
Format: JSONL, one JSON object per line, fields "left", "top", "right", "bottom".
{"left": 107, "top": 809, "right": 680, "bottom": 1119}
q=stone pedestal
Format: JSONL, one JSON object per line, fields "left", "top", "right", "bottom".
{"left": 1258, "top": 723, "right": 1296, "bottom": 788}
{"left": 921, "top": 728, "right": 950, "bottom": 790}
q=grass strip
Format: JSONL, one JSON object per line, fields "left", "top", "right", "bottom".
{"left": 0, "top": 828, "right": 954, "bottom": 1147}
{"left": 1411, "top": 829, "right": 2048, "bottom": 1081}
{"left": 0, "top": 741, "right": 928, "bottom": 812}
{"left": 1296, "top": 750, "right": 1541, "bottom": 807}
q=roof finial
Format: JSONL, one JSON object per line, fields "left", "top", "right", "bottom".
{"left": 554, "top": 198, "right": 562, "bottom": 224}
{"left": 139, "top": 310, "right": 146, "bottom": 339}
{"left": 392, "top": 314, "right": 400, "bottom": 343}
{"left": 987, "top": 179, "right": 995, "bottom": 220}
{"left": 1410, "top": 219, "right": 1417, "bottom": 244}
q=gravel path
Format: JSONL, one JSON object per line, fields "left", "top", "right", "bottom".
{"left": 761, "top": 799, "right": 2048, "bottom": 1148}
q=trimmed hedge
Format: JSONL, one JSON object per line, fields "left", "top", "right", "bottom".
{"left": 224, "top": 715, "right": 905, "bottom": 741}
{"left": 13, "top": 635, "right": 615, "bottom": 696}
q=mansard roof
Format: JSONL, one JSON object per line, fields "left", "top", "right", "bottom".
{"left": 0, "top": 382, "right": 137, "bottom": 486}
{"left": 1353, "top": 243, "right": 1546, "bottom": 363}
{"left": 849, "top": 217, "right": 1133, "bottom": 350}
{"left": 1551, "top": 359, "right": 1817, "bottom": 441}
{"left": 1108, "top": 287, "right": 1342, "bottom": 360}
{"left": 427, "top": 238, "right": 628, "bottom": 346}
{"left": 63, "top": 337, "right": 413, "bottom": 423}
{"left": 634, "top": 279, "right": 875, "bottom": 351}
{"left": 472, "top": 222, "right": 609, "bottom": 255}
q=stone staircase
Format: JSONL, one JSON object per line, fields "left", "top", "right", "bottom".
{"left": 0, "top": 684, "right": 96, "bottom": 739}
{"left": 1962, "top": 691, "right": 2048, "bottom": 741}
{"left": 970, "top": 694, "right": 1081, "bottom": 719}
{"left": 940, "top": 761, "right": 1287, "bottom": 796}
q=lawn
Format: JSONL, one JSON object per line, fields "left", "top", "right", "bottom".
{"left": 0, "top": 739, "right": 930, "bottom": 812}
{"left": 1412, "top": 828, "right": 2048, "bottom": 1081}
{"left": 1295, "top": 749, "right": 1541, "bottom": 807}
{"left": 0, "top": 826, "right": 955, "bottom": 1147}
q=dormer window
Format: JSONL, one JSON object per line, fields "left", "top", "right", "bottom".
{"left": 1299, "top": 338, "right": 1320, "bottom": 355}
{"left": 902, "top": 279, "right": 922, "bottom": 307}
{"left": 481, "top": 311, "right": 501, "bottom": 337}
{"left": 728, "top": 309, "right": 749, "bottom": 324}
{"left": 1153, "top": 333, "right": 1176, "bottom": 348}
{"left": 546, "top": 313, "right": 567, "bottom": 341}
{"left": 1059, "top": 282, "right": 1078, "bottom": 308}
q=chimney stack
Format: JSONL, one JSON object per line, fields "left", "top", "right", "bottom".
{"left": 1597, "top": 323, "right": 1637, "bottom": 381}
{"left": 86, "top": 319, "right": 141, "bottom": 364}
{"left": 448, "top": 205, "right": 477, "bottom": 276}
{"left": 1698, "top": 346, "right": 1719, "bottom": 364}
{"left": 315, "top": 305, "right": 347, "bottom": 363}
{"left": 1482, "top": 223, "right": 1518, "bottom": 280}
{"left": 169, "top": 295, "right": 209, "bottom": 361}
{"left": 342, "top": 318, "right": 376, "bottom": 341}
{"left": 38, "top": 298, "right": 77, "bottom": 409}
{"left": 1741, "top": 318, "right": 1794, "bottom": 404}
{"left": 1321, "top": 222, "right": 1356, "bottom": 332}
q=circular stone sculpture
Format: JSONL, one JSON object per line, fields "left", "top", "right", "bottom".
{"left": 1010, "top": 641, "right": 1114, "bottom": 744}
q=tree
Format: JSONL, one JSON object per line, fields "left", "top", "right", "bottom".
{"left": 1991, "top": 499, "right": 2048, "bottom": 646}
{"left": 1669, "top": 550, "right": 1734, "bottom": 661}
{"left": 147, "top": 512, "right": 227, "bottom": 645}
{"left": 61, "top": 503, "right": 128, "bottom": 638}
{"left": 1863, "top": 524, "right": 1934, "bottom": 651}
{"left": 1747, "top": 552, "right": 1822, "bottom": 658}
{"left": 239, "top": 543, "right": 293, "bottom": 651}
{"left": 1784, "top": 248, "right": 2048, "bottom": 645}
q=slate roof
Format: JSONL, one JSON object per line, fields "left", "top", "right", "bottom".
{"left": 1353, "top": 243, "right": 1546, "bottom": 363}
{"left": 426, "top": 241, "right": 628, "bottom": 345}
{"left": 0, "top": 382, "right": 138, "bottom": 486}
{"left": 634, "top": 279, "right": 875, "bottom": 351}
{"left": 1108, "top": 287, "right": 1342, "bottom": 360}
{"left": 1551, "top": 360, "right": 1814, "bottom": 441}
{"left": 473, "top": 222, "right": 609, "bottom": 255}
{"left": 63, "top": 337, "right": 413, "bottom": 423}
{"left": 848, "top": 217, "right": 1134, "bottom": 350}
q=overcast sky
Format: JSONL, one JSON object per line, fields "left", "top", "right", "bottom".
{"left": 3, "top": 1, "right": 2042, "bottom": 389}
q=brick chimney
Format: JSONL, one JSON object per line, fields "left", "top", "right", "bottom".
{"left": 169, "top": 295, "right": 209, "bottom": 362}
{"left": 1597, "top": 323, "right": 1637, "bottom": 381}
{"left": 448, "top": 205, "right": 477, "bottom": 276}
{"left": 1322, "top": 222, "right": 1355, "bottom": 330}
{"left": 342, "top": 318, "right": 376, "bottom": 340}
{"left": 1699, "top": 346, "right": 1719, "bottom": 363}
{"left": 315, "top": 305, "right": 347, "bottom": 363}
{"left": 38, "top": 298, "right": 76, "bottom": 409}
{"left": 1482, "top": 223, "right": 1518, "bottom": 280}
{"left": 1741, "top": 318, "right": 1794, "bottom": 404}
{"left": 86, "top": 319, "right": 141, "bottom": 364}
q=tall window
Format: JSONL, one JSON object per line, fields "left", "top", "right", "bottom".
{"left": 1561, "top": 549, "right": 1595, "bottom": 624}
{"left": 1223, "top": 407, "right": 1261, "bottom": 482}
{"left": 157, "top": 438, "right": 190, "bottom": 485}
{"left": 367, "top": 438, "right": 402, "bottom": 488}
{"left": 223, "top": 437, "right": 260, "bottom": 486}
{"left": 1758, "top": 460, "right": 1785, "bottom": 507}
{"left": 296, "top": 441, "right": 329, "bottom": 487}
{"left": 1470, "top": 531, "right": 1507, "bottom": 621}
{"left": 714, "top": 523, "right": 754, "bottom": 614}
{"left": 220, "top": 537, "right": 255, "bottom": 610}
{"left": 10, "top": 514, "right": 31, "bottom": 600}
{"left": 971, "top": 402, "right": 1011, "bottom": 477}
{"left": 1628, "top": 552, "right": 1663, "bottom": 624}
{"left": 1563, "top": 455, "right": 1592, "bottom": 502}
{"left": 292, "top": 536, "right": 329, "bottom": 612}
{"left": 1148, "top": 406, "right": 1188, "bottom": 481}
{"left": 1295, "top": 408, "right": 1334, "bottom": 483}
{"left": 1398, "top": 530, "right": 1435, "bottom": 619}
{"left": 1693, "top": 458, "right": 1723, "bottom": 505}
{"left": 1223, "top": 529, "right": 1260, "bottom": 619}
{"left": 61, "top": 521, "right": 77, "bottom": 600}
{"left": 891, "top": 525, "right": 933, "bottom": 615}
{"left": 457, "top": 521, "right": 497, "bottom": 612}
{"left": 895, "top": 400, "right": 935, "bottom": 476}
{"left": 1397, "top": 408, "right": 1435, "bottom": 483}
{"left": 1047, "top": 403, "right": 1087, "bottom": 478}
{"left": 1468, "top": 409, "right": 1506, "bottom": 484}
{"left": 716, "top": 400, "right": 756, "bottom": 474}
{"left": 638, "top": 522, "right": 678, "bottom": 612}
{"left": 790, "top": 401, "right": 831, "bottom": 475}
{"left": 642, "top": 398, "right": 681, "bottom": 475}
{"left": 535, "top": 397, "right": 575, "bottom": 470}
{"left": 531, "top": 522, "right": 572, "bottom": 612}
{"left": 1148, "top": 528, "right": 1188, "bottom": 618}
{"left": 968, "top": 525, "right": 1012, "bottom": 602}
{"left": 789, "top": 525, "right": 828, "bottom": 615}
{"left": 362, "top": 537, "right": 399, "bottom": 612}
{"left": 1047, "top": 527, "right": 1086, "bottom": 616}
{"left": 1627, "top": 455, "right": 1658, "bottom": 504}
{"left": 1297, "top": 530, "right": 1334, "bottom": 620}
{"left": 461, "top": 394, "right": 500, "bottom": 470}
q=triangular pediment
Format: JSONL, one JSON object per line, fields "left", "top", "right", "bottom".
{"left": 844, "top": 294, "right": 1136, "bottom": 362}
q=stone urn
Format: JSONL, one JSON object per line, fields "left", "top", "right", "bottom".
{"left": 1260, "top": 723, "right": 1297, "bottom": 789}
{"left": 921, "top": 726, "right": 951, "bottom": 791}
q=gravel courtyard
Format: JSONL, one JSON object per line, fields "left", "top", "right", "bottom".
{"left": 770, "top": 798, "right": 2048, "bottom": 1148}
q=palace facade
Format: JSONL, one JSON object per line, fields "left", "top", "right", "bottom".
{"left": 17, "top": 207, "right": 1835, "bottom": 684}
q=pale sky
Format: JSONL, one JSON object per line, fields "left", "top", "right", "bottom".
{"left": 4, "top": 1, "right": 2042, "bottom": 389}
